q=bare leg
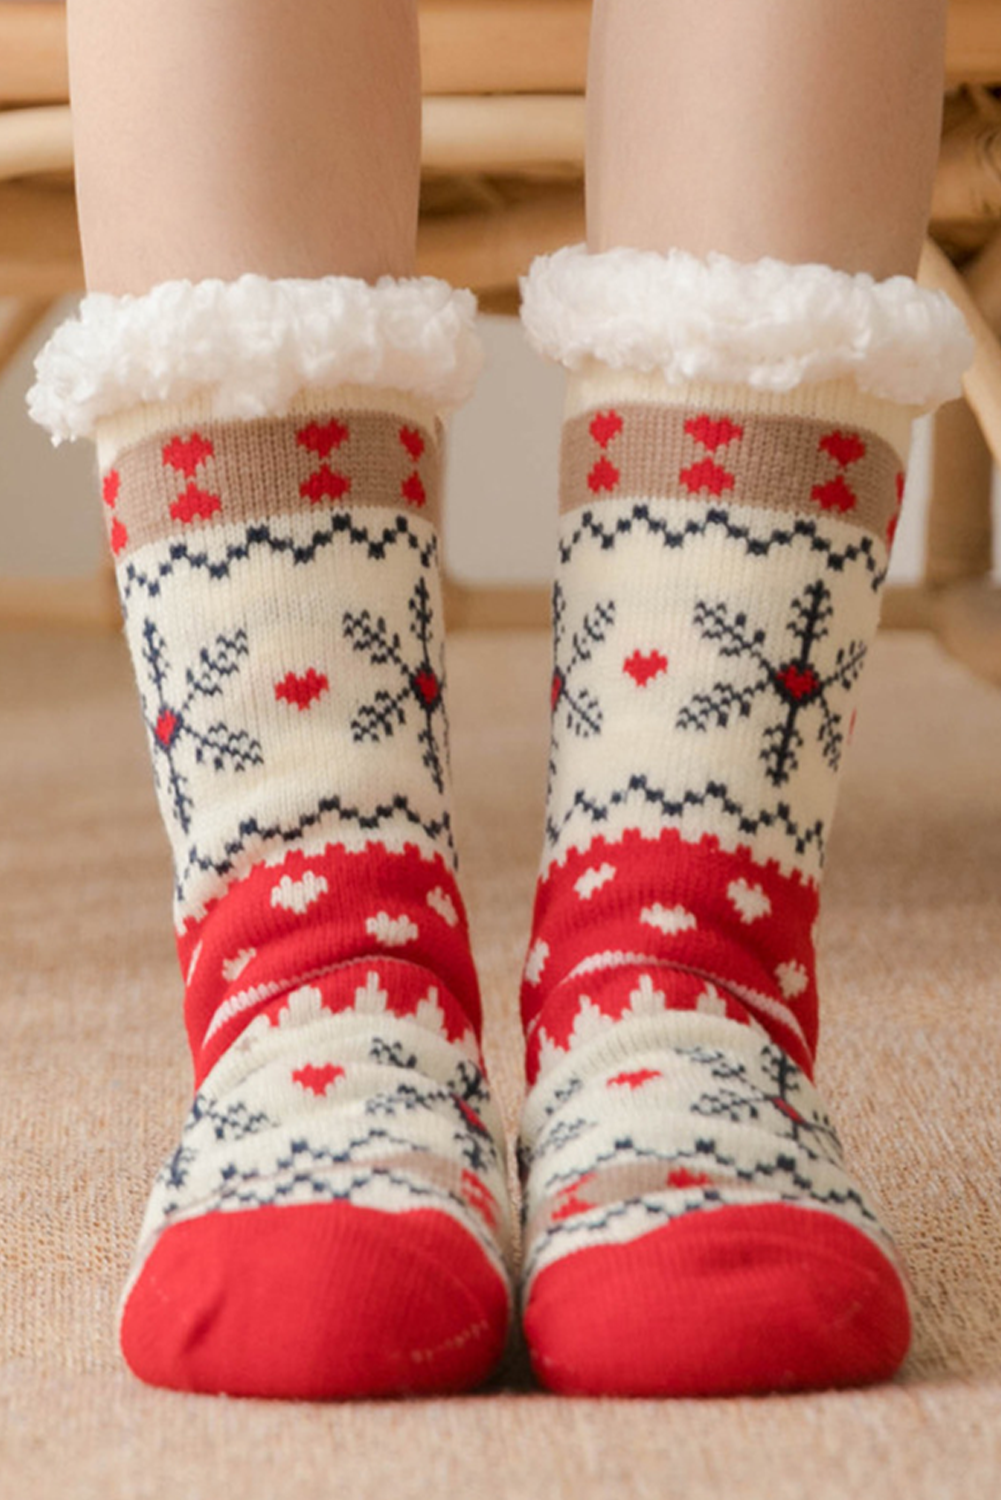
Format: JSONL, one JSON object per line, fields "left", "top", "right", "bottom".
{"left": 586, "top": 0, "right": 947, "bottom": 277}
{"left": 68, "top": 0, "right": 420, "bottom": 294}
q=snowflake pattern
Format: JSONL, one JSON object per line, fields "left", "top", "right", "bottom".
{"left": 158, "top": 1094, "right": 277, "bottom": 1198}
{"left": 677, "top": 578, "right": 867, "bottom": 787}
{"left": 548, "top": 580, "right": 616, "bottom": 796}
{"left": 342, "top": 575, "right": 449, "bottom": 794}
{"left": 684, "top": 1043, "right": 841, "bottom": 1153}
{"left": 139, "top": 618, "right": 264, "bottom": 834}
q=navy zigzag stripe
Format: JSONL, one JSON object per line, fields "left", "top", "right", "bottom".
{"left": 120, "top": 511, "right": 437, "bottom": 605}
{"left": 530, "top": 1173, "right": 878, "bottom": 1264}
{"left": 545, "top": 773, "right": 826, "bottom": 861}
{"left": 558, "top": 503, "right": 886, "bottom": 589}
{"left": 177, "top": 791, "right": 454, "bottom": 904}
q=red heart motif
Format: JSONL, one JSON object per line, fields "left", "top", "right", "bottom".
{"left": 551, "top": 1187, "right": 595, "bottom": 1222}
{"left": 296, "top": 419, "right": 349, "bottom": 459}
{"left": 679, "top": 458, "right": 735, "bottom": 496}
{"left": 299, "top": 467, "right": 351, "bottom": 504}
{"left": 810, "top": 475, "right": 857, "bottom": 513}
{"left": 775, "top": 663, "right": 819, "bottom": 701}
{"left": 292, "top": 1062, "right": 344, "bottom": 1096}
{"left": 109, "top": 518, "right": 128, "bottom": 556}
{"left": 551, "top": 670, "right": 563, "bottom": 710}
{"left": 587, "top": 456, "right": 620, "bottom": 493}
{"left": 456, "top": 1098, "right": 484, "bottom": 1131}
{"left": 666, "top": 1167, "right": 713, "bottom": 1189}
{"left": 550, "top": 1172, "right": 596, "bottom": 1222}
{"left": 102, "top": 470, "right": 120, "bottom": 508}
{"left": 461, "top": 1169, "right": 498, "bottom": 1230}
{"left": 161, "top": 432, "right": 214, "bottom": 477}
{"left": 274, "top": 668, "right": 329, "bottom": 711}
{"left": 399, "top": 425, "right": 425, "bottom": 461}
{"left": 589, "top": 410, "right": 623, "bottom": 448}
{"left": 608, "top": 1068, "right": 662, "bottom": 1090}
{"left": 819, "top": 429, "right": 866, "bottom": 468}
{"left": 169, "top": 484, "right": 222, "bottom": 523}
{"left": 401, "top": 472, "right": 427, "bottom": 507}
{"left": 412, "top": 668, "right": 440, "bottom": 705}
{"left": 889, "top": 471, "right": 906, "bottom": 543}
{"left": 154, "top": 709, "right": 179, "bottom": 747}
{"left": 684, "top": 415, "right": 744, "bottom": 451}
{"left": 623, "top": 649, "right": 668, "bottom": 687}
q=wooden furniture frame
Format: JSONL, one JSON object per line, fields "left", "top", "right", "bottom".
{"left": 3, "top": 0, "right": 1001, "bottom": 680}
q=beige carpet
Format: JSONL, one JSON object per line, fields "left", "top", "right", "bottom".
{"left": 1, "top": 622, "right": 1000, "bottom": 1498}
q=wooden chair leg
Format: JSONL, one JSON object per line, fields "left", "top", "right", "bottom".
{"left": 0, "top": 293, "right": 56, "bottom": 380}
{"left": 918, "top": 237, "right": 1001, "bottom": 686}
{"left": 927, "top": 576, "right": 1001, "bottom": 687}
{"left": 926, "top": 395, "right": 994, "bottom": 587}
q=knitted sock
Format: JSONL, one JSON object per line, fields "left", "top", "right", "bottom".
{"left": 26, "top": 273, "right": 514, "bottom": 1399}
{"left": 515, "top": 245, "right": 972, "bottom": 1397}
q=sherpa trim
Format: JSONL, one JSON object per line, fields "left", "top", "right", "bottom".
{"left": 26, "top": 272, "right": 484, "bottom": 445}
{"left": 519, "top": 244, "right": 973, "bottom": 411}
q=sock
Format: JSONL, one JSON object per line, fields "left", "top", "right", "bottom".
{"left": 514, "top": 245, "right": 973, "bottom": 1397}
{"left": 26, "top": 272, "right": 514, "bottom": 1398}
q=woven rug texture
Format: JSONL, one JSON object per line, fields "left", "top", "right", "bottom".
{"left": 1, "top": 625, "right": 999, "bottom": 1499}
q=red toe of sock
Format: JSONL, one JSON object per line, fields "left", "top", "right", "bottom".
{"left": 120, "top": 1201, "right": 510, "bottom": 1399}
{"left": 523, "top": 1202, "right": 911, "bottom": 1397}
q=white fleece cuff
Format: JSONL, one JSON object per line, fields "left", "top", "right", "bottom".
{"left": 26, "top": 272, "right": 485, "bottom": 446}
{"left": 519, "top": 244, "right": 974, "bottom": 411}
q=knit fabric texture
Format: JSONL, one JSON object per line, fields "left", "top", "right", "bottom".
{"left": 26, "top": 275, "right": 515, "bottom": 1399}
{"left": 514, "top": 246, "right": 973, "bottom": 1397}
